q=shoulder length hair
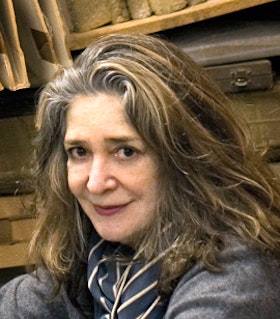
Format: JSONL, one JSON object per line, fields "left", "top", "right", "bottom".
{"left": 29, "top": 33, "right": 280, "bottom": 296}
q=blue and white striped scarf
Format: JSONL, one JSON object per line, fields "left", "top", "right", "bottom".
{"left": 87, "top": 231, "right": 167, "bottom": 319}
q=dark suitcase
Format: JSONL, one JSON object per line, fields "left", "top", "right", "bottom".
{"left": 166, "top": 19, "right": 280, "bottom": 68}
{"left": 205, "top": 59, "right": 274, "bottom": 93}
{"left": 162, "top": 15, "right": 280, "bottom": 160}
{"left": 163, "top": 18, "right": 280, "bottom": 92}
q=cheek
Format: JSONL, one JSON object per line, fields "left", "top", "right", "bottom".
{"left": 67, "top": 164, "right": 85, "bottom": 196}
{"left": 146, "top": 179, "right": 159, "bottom": 206}
{"left": 67, "top": 173, "right": 78, "bottom": 196}
{"left": 138, "top": 170, "right": 159, "bottom": 205}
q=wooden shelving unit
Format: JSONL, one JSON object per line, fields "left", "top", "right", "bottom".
{"left": 69, "top": 0, "right": 277, "bottom": 50}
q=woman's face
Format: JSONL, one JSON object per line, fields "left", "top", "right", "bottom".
{"left": 64, "top": 93, "right": 159, "bottom": 245}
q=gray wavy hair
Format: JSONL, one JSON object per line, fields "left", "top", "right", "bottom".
{"left": 29, "top": 33, "right": 280, "bottom": 296}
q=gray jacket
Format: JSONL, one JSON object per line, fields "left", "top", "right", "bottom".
{"left": 1, "top": 239, "right": 280, "bottom": 318}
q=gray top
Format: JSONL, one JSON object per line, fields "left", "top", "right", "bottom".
{"left": 1, "top": 239, "right": 280, "bottom": 318}
{"left": 0, "top": 270, "right": 84, "bottom": 319}
{"left": 164, "top": 238, "right": 280, "bottom": 319}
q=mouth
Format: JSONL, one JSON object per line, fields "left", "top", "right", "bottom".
{"left": 93, "top": 203, "right": 129, "bottom": 216}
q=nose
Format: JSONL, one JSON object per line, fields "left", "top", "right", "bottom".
{"left": 86, "top": 157, "right": 117, "bottom": 194}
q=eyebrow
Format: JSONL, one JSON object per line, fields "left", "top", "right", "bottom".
{"left": 64, "top": 136, "right": 141, "bottom": 146}
{"left": 106, "top": 137, "right": 141, "bottom": 144}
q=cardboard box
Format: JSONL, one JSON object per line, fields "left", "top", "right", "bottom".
{"left": 0, "top": 242, "right": 30, "bottom": 268}
{"left": 0, "top": 194, "right": 34, "bottom": 220}
{"left": 126, "top": 0, "right": 152, "bottom": 19}
{"left": 38, "top": 0, "right": 73, "bottom": 67}
{"left": 0, "top": 193, "right": 35, "bottom": 246}
{"left": 10, "top": 216, "right": 36, "bottom": 243}
{"left": 148, "top": 0, "right": 188, "bottom": 15}
{"left": 110, "top": 0, "right": 130, "bottom": 24}
{"left": 0, "top": 29, "right": 14, "bottom": 90}
{"left": 0, "top": 115, "right": 35, "bottom": 184}
{"left": 270, "top": 162, "right": 280, "bottom": 176}
{"left": 12, "top": 0, "right": 60, "bottom": 87}
{"left": 65, "top": 0, "right": 112, "bottom": 32}
{"left": 0, "top": 0, "right": 29, "bottom": 90}
{"left": 0, "top": 215, "right": 35, "bottom": 245}
{"left": 231, "top": 82, "right": 280, "bottom": 162}
{"left": 0, "top": 219, "right": 10, "bottom": 244}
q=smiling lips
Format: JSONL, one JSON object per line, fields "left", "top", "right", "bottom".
{"left": 93, "top": 203, "right": 129, "bottom": 216}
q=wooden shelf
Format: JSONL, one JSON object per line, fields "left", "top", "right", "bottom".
{"left": 69, "top": 0, "right": 277, "bottom": 51}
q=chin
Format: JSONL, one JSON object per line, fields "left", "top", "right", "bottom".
{"left": 96, "top": 222, "right": 151, "bottom": 247}
{"left": 97, "top": 230, "right": 131, "bottom": 245}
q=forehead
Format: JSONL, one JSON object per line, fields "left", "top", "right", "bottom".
{"left": 64, "top": 93, "right": 139, "bottom": 140}
{"left": 67, "top": 93, "right": 122, "bottom": 119}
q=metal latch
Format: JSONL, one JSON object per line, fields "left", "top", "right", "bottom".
{"left": 231, "top": 69, "right": 251, "bottom": 88}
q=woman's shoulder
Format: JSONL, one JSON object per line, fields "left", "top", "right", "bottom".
{"left": 165, "top": 238, "right": 280, "bottom": 319}
{"left": 0, "top": 270, "right": 86, "bottom": 319}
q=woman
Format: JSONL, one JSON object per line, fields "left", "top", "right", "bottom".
{"left": 1, "top": 33, "right": 280, "bottom": 318}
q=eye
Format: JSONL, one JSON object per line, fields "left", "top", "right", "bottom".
{"left": 116, "top": 147, "right": 137, "bottom": 159}
{"left": 66, "top": 147, "right": 87, "bottom": 159}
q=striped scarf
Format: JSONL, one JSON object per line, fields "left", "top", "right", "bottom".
{"left": 87, "top": 231, "right": 167, "bottom": 319}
